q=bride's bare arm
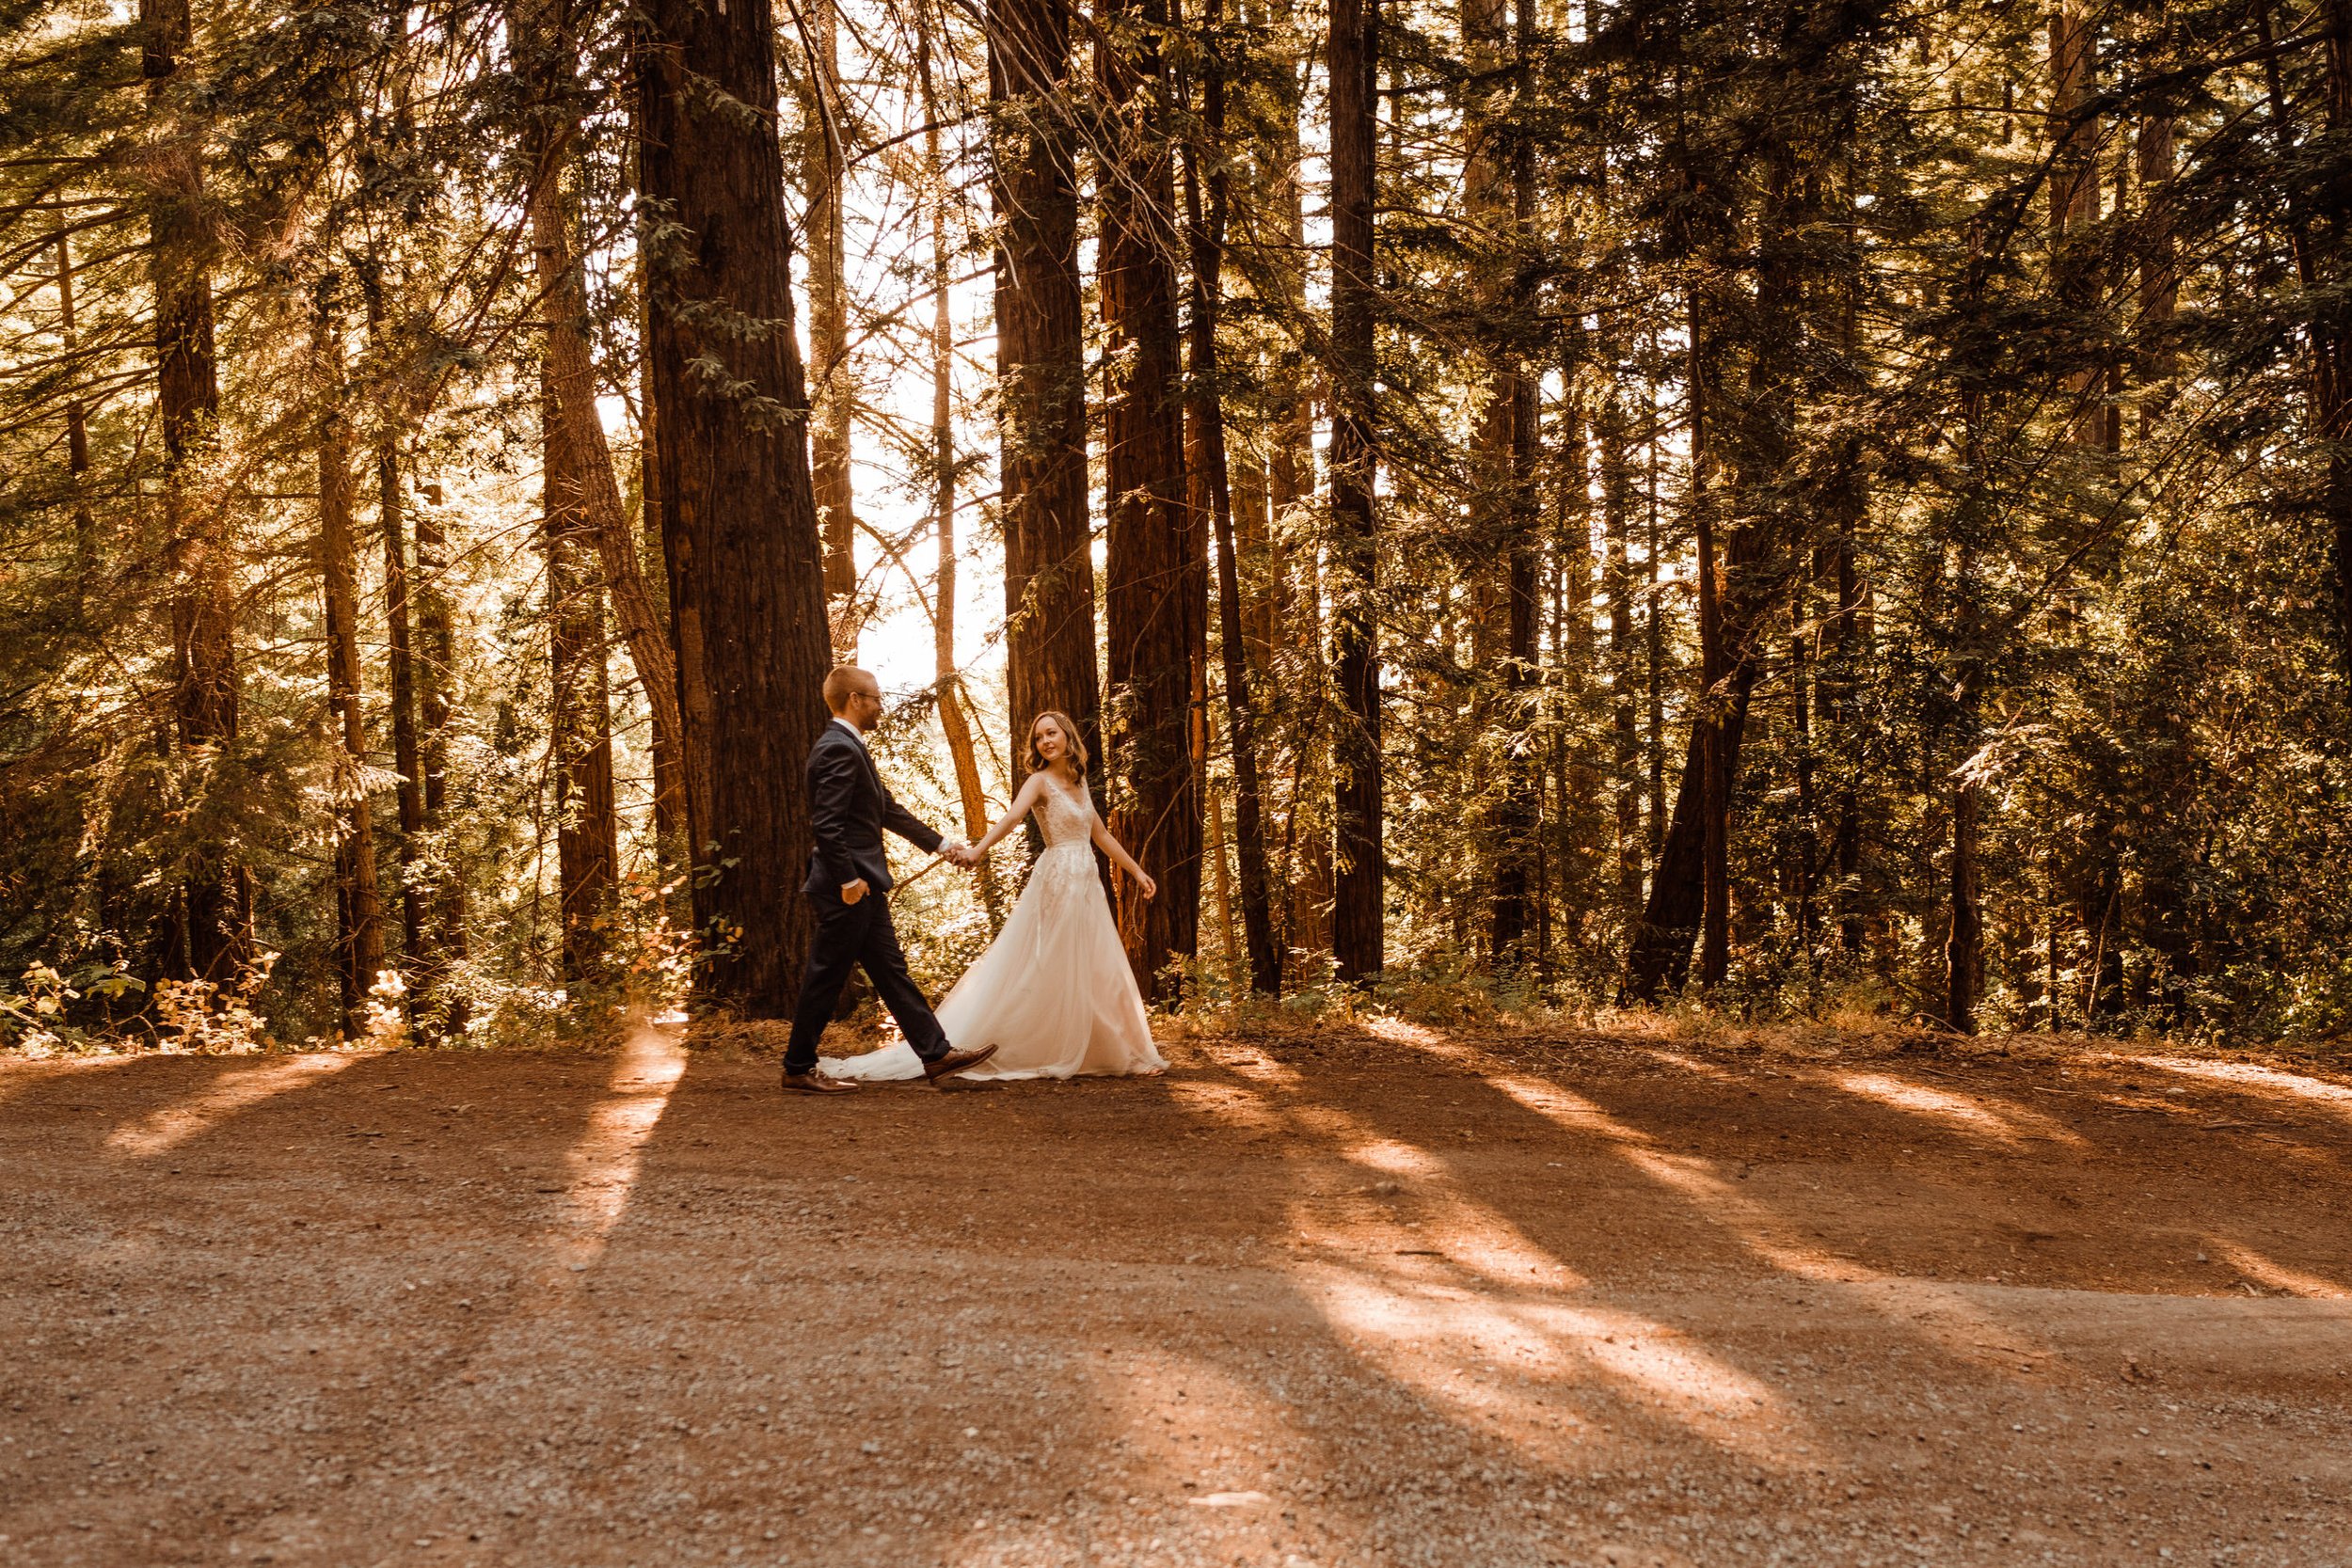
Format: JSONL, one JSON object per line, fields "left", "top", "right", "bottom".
{"left": 1089, "top": 805, "right": 1157, "bottom": 898}
{"left": 968, "top": 774, "right": 1044, "bottom": 857}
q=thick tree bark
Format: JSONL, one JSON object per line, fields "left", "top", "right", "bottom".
{"left": 544, "top": 365, "right": 620, "bottom": 984}
{"left": 1098, "top": 0, "right": 1201, "bottom": 998}
{"left": 1183, "top": 0, "right": 1279, "bottom": 995}
{"left": 637, "top": 0, "right": 834, "bottom": 1014}
{"left": 803, "top": 0, "right": 860, "bottom": 646}
{"left": 989, "top": 0, "right": 1103, "bottom": 806}
{"left": 2049, "top": 1, "right": 2107, "bottom": 449}
{"left": 520, "top": 0, "right": 689, "bottom": 838}
{"left": 144, "top": 0, "right": 251, "bottom": 985}
{"left": 315, "top": 296, "right": 385, "bottom": 1033}
{"left": 1327, "top": 0, "right": 1383, "bottom": 983}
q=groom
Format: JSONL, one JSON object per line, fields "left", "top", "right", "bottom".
{"left": 782, "top": 667, "right": 998, "bottom": 1095}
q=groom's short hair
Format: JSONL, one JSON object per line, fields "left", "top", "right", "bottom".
{"left": 823, "top": 665, "right": 875, "bottom": 713}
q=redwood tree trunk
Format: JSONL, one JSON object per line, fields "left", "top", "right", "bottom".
{"left": 1099, "top": 0, "right": 1201, "bottom": 998}
{"left": 1602, "top": 383, "right": 1643, "bottom": 920}
{"left": 989, "top": 0, "right": 1103, "bottom": 800}
{"left": 545, "top": 365, "right": 619, "bottom": 984}
{"left": 413, "top": 484, "right": 469, "bottom": 1029}
{"left": 1691, "top": 290, "right": 1730, "bottom": 990}
{"left": 521, "top": 0, "right": 689, "bottom": 835}
{"left": 803, "top": 0, "right": 860, "bottom": 647}
{"left": 316, "top": 295, "right": 385, "bottom": 1033}
{"left": 1183, "top": 0, "right": 1279, "bottom": 994}
{"left": 363, "top": 266, "right": 426, "bottom": 973}
{"left": 2321, "top": 0, "right": 2352, "bottom": 680}
{"left": 145, "top": 0, "right": 251, "bottom": 984}
{"left": 638, "top": 0, "right": 834, "bottom": 1015}
{"left": 1327, "top": 0, "right": 1383, "bottom": 983}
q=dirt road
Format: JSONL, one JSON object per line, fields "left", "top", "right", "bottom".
{"left": 5, "top": 1023, "right": 2350, "bottom": 1567}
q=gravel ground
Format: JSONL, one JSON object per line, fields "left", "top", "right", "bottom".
{"left": 4, "top": 1023, "right": 2350, "bottom": 1568}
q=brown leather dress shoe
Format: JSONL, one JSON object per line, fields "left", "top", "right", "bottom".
{"left": 781, "top": 1069, "right": 858, "bottom": 1095}
{"left": 921, "top": 1042, "right": 999, "bottom": 1085}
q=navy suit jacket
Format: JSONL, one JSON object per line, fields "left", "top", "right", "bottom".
{"left": 803, "top": 722, "right": 944, "bottom": 895}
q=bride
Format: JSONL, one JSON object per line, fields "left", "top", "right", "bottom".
{"left": 820, "top": 710, "right": 1168, "bottom": 1082}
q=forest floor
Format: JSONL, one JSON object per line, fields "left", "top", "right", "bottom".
{"left": 4, "top": 1021, "right": 2351, "bottom": 1568}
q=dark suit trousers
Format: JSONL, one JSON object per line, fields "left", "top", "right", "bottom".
{"left": 785, "top": 889, "right": 951, "bottom": 1073}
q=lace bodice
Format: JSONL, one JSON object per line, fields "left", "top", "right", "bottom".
{"left": 1035, "top": 779, "right": 1094, "bottom": 849}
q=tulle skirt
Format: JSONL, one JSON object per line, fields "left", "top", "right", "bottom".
{"left": 820, "top": 842, "right": 1164, "bottom": 1083}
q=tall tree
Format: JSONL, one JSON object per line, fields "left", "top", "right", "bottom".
{"left": 637, "top": 0, "right": 834, "bottom": 1013}
{"left": 518, "top": 0, "right": 689, "bottom": 835}
{"left": 1183, "top": 0, "right": 1279, "bottom": 993}
{"left": 1601, "top": 373, "right": 1644, "bottom": 922}
{"left": 916, "top": 0, "right": 1001, "bottom": 921}
{"left": 144, "top": 0, "right": 250, "bottom": 983}
{"left": 1327, "top": 0, "right": 1383, "bottom": 983}
{"left": 990, "top": 0, "right": 1103, "bottom": 798}
{"left": 544, "top": 362, "right": 619, "bottom": 983}
{"left": 802, "top": 0, "right": 861, "bottom": 648}
{"left": 1098, "top": 0, "right": 1201, "bottom": 996}
{"left": 362, "top": 264, "right": 426, "bottom": 974}
{"left": 53, "top": 218, "right": 94, "bottom": 608}
{"left": 314, "top": 290, "right": 385, "bottom": 1033}
{"left": 1468, "top": 0, "right": 1540, "bottom": 960}
{"left": 412, "top": 481, "right": 469, "bottom": 1027}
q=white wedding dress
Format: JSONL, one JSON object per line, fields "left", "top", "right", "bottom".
{"left": 819, "top": 778, "right": 1166, "bottom": 1082}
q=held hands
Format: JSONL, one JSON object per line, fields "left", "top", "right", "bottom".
{"left": 946, "top": 842, "right": 983, "bottom": 869}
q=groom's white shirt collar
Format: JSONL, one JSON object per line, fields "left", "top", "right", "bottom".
{"left": 832, "top": 716, "right": 866, "bottom": 751}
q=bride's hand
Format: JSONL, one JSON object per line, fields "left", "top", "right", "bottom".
{"left": 1136, "top": 870, "right": 1157, "bottom": 900}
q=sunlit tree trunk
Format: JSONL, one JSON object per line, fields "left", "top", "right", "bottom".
{"left": 362, "top": 266, "right": 426, "bottom": 975}
{"left": 315, "top": 293, "right": 385, "bottom": 1033}
{"left": 410, "top": 482, "right": 469, "bottom": 1029}
{"left": 2049, "top": 0, "right": 2108, "bottom": 451}
{"left": 544, "top": 363, "right": 619, "bottom": 984}
{"left": 990, "top": 0, "right": 1103, "bottom": 808}
{"left": 1691, "top": 289, "right": 1729, "bottom": 991}
{"left": 519, "top": 0, "right": 689, "bottom": 838}
{"left": 638, "top": 0, "right": 834, "bottom": 1014}
{"left": 916, "top": 8, "right": 1002, "bottom": 923}
{"left": 1098, "top": 0, "right": 1200, "bottom": 998}
{"left": 1601, "top": 382, "right": 1643, "bottom": 921}
{"left": 1327, "top": 0, "right": 1383, "bottom": 983}
{"left": 1184, "top": 0, "right": 1279, "bottom": 994}
{"left": 803, "top": 0, "right": 860, "bottom": 649}
{"left": 145, "top": 0, "right": 251, "bottom": 984}
{"left": 1469, "top": 0, "right": 1539, "bottom": 962}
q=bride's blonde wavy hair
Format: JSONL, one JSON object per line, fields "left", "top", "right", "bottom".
{"left": 1025, "top": 711, "right": 1089, "bottom": 775}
